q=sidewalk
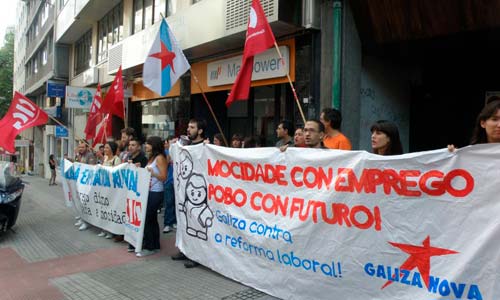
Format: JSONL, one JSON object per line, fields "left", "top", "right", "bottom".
{"left": 0, "top": 175, "right": 278, "bottom": 300}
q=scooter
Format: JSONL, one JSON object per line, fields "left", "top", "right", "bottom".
{"left": 0, "top": 162, "right": 24, "bottom": 232}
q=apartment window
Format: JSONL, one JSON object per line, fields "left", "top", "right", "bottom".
{"left": 42, "top": 44, "right": 48, "bottom": 65}
{"left": 47, "top": 35, "right": 53, "bottom": 54}
{"left": 34, "top": 59, "right": 38, "bottom": 74}
{"left": 34, "top": 18, "right": 39, "bottom": 36}
{"left": 133, "top": 0, "right": 167, "bottom": 33}
{"left": 97, "top": 3, "right": 123, "bottom": 62}
{"left": 75, "top": 30, "right": 92, "bottom": 75}
{"left": 59, "top": 0, "right": 68, "bottom": 9}
{"left": 41, "top": 3, "right": 50, "bottom": 26}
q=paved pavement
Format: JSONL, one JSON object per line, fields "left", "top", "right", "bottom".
{"left": 0, "top": 175, "right": 278, "bottom": 300}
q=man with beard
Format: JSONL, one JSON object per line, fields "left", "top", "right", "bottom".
{"left": 74, "top": 140, "right": 96, "bottom": 231}
{"left": 186, "top": 118, "right": 206, "bottom": 145}
{"left": 171, "top": 118, "right": 206, "bottom": 268}
{"left": 119, "top": 127, "right": 136, "bottom": 162}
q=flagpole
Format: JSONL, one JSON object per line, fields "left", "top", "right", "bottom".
{"left": 191, "top": 71, "right": 229, "bottom": 147}
{"left": 273, "top": 42, "right": 306, "bottom": 125}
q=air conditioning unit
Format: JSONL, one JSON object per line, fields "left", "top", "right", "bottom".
{"left": 107, "top": 42, "right": 123, "bottom": 74}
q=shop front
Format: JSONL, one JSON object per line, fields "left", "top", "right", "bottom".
{"left": 189, "top": 37, "right": 315, "bottom": 146}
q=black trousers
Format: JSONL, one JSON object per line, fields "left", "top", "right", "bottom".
{"left": 143, "top": 191, "right": 163, "bottom": 250}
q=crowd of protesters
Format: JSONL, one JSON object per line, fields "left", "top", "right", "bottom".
{"left": 66, "top": 98, "right": 500, "bottom": 266}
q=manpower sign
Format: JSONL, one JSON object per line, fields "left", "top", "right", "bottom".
{"left": 172, "top": 143, "right": 499, "bottom": 300}
{"left": 206, "top": 46, "right": 289, "bottom": 87}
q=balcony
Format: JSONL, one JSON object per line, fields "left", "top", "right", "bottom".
{"left": 26, "top": 0, "right": 43, "bottom": 28}
{"left": 56, "top": 0, "right": 121, "bottom": 44}
{"left": 25, "top": 54, "right": 54, "bottom": 95}
{"left": 26, "top": 9, "right": 55, "bottom": 62}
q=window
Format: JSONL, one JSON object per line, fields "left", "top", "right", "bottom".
{"left": 41, "top": 3, "right": 50, "bottom": 26}
{"left": 34, "top": 59, "right": 38, "bottom": 74}
{"left": 74, "top": 30, "right": 92, "bottom": 75}
{"left": 97, "top": 3, "right": 123, "bottom": 62}
{"left": 133, "top": 0, "right": 168, "bottom": 34}
{"left": 47, "top": 35, "right": 53, "bottom": 54}
{"left": 42, "top": 44, "right": 48, "bottom": 65}
{"left": 192, "top": 0, "right": 202, "bottom": 4}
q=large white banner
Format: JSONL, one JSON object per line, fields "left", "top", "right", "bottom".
{"left": 62, "top": 160, "right": 151, "bottom": 252}
{"left": 172, "top": 143, "right": 499, "bottom": 300}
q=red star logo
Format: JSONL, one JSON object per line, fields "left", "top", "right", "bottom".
{"left": 382, "top": 236, "right": 458, "bottom": 289}
{"left": 149, "top": 41, "right": 176, "bottom": 73}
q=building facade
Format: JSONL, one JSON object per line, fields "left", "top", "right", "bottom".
{"left": 13, "top": 0, "right": 500, "bottom": 182}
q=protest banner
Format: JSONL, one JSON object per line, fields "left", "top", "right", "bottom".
{"left": 172, "top": 143, "right": 499, "bottom": 300}
{"left": 62, "top": 160, "right": 150, "bottom": 252}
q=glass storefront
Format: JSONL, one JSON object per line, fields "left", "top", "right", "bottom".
{"left": 140, "top": 97, "right": 190, "bottom": 139}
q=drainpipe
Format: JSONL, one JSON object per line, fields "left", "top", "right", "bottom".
{"left": 332, "top": 0, "right": 342, "bottom": 109}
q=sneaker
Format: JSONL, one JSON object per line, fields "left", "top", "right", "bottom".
{"left": 172, "top": 224, "right": 177, "bottom": 229}
{"left": 162, "top": 225, "right": 172, "bottom": 233}
{"left": 136, "top": 249, "right": 158, "bottom": 257}
{"left": 171, "top": 252, "right": 187, "bottom": 260}
{"left": 97, "top": 231, "right": 106, "bottom": 237}
{"left": 74, "top": 220, "right": 82, "bottom": 227}
{"left": 127, "top": 245, "right": 135, "bottom": 253}
{"left": 184, "top": 259, "right": 200, "bottom": 268}
{"left": 78, "top": 223, "right": 88, "bottom": 231}
{"left": 105, "top": 233, "right": 113, "bottom": 239}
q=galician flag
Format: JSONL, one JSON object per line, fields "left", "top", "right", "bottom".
{"left": 143, "top": 19, "right": 190, "bottom": 96}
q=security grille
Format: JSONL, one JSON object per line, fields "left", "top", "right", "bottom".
{"left": 225, "top": 0, "right": 276, "bottom": 33}
{"left": 107, "top": 43, "right": 123, "bottom": 74}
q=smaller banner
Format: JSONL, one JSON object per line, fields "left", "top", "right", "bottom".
{"left": 61, "top": 160, "right": 150, "bottom": 251}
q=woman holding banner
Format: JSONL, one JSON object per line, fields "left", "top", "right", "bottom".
{"left": 98, "top": 141, "right": 122, "bottom": 239}
{"left": 448, "top": 100, "right": 500, "bottom": 151}
{"left": 470, "top": 100, "right": 500, "bottom": 144}
{"left": 136, "top": 136, "right": 167, "bottom": 257}
{"left": 370, "top": 120, "right": 403, "bottom": 155}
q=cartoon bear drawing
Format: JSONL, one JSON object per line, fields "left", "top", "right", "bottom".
{"left": 179, "top": 173, "right": 213, "bottom": 240}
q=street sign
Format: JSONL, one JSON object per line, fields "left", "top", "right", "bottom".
{"left": 47, "top": 82, "right": 66, "bottom": 98}
{"left": 55, "top": 126, "right": 68, "bottom": 138}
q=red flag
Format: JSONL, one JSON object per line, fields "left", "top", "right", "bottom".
{"left": 84, "top": 83, "right": 103, "bottom": 140}
{"left": 92, "top": 113, "right": 113, "bottom": 147}
{"left": 226, "top": 0, "right": 276, "bottom": 107}
{"left": 101, "top": 66, "right": 124, "bottom": 119}
{"left": 0, "top": 92, "right": 48, "bottom": 153}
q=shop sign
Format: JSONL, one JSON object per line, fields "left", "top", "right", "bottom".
{"left": 55, "top": 126, "right": 69, "bottom": 138}
{"left": 47, "top": 81, "right": 66, "bottom": 98}
{"left": 207, "top": 46, "right": 289, "bottom": 87}
{"left": 65, "top": 86, "right": 97, "bottom": 109}
{"left": 14, "top": 140, "right": 30, "bottom": 147}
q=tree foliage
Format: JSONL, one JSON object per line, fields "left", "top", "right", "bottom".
{"left": 0, "top": 27, "right": 14, "bottom": 118}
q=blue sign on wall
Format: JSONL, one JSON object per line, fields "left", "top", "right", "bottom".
{"left": 55, "top": 126, "right": 68, "bottom": 138}
{"left": 47, "top": 82, "right": 66, "bottom": 98}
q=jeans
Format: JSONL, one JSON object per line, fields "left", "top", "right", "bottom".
{"left": 143, "top": 191, "right": 163, "bottom": 250}
{"left": 163, "top": 183, "right": 176, "bottom": 226}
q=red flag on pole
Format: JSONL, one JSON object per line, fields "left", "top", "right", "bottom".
{"left": 92, "top": 113, "right": 113, "bottom": 147}
{"left": 84, "top": 83, "right": 103, "bottom": 140}
{"left": 226, "top": 0, "right": 276, "bottom": 107}
{"left": 0, "top": 92, "right": 48, "bottom": 153}
{"left": 101, "top": 66, "right": 125, "bottom": 119}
